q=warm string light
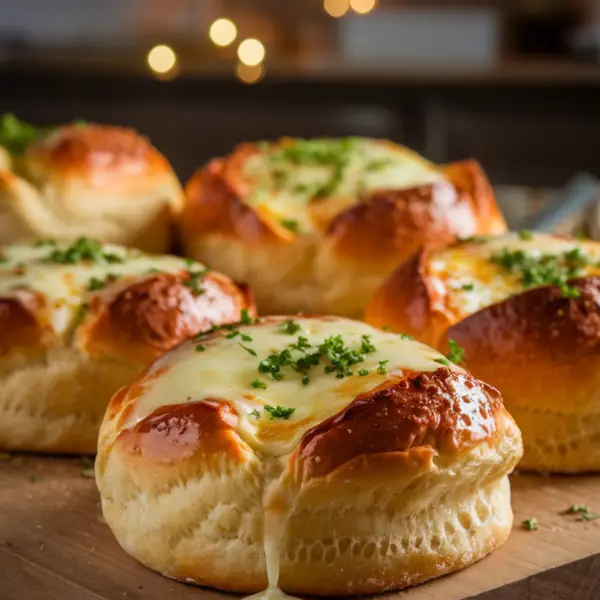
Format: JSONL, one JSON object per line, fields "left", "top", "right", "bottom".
{"left": 209, "top": 18, "right": 237, "bottom": 47}
{"left": 237, "top": 38, "right": 266, "bottom": 67}
{"left": 147, "top": 44, "right": 178, "bottom": 77}
{"left": 349, "top": 0, "right": 376, "bottom": 14}
{"left": 324, "top": 0, "right": 349, "bottom": 18}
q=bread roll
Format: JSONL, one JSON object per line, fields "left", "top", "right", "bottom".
{"left": 366, "top": 231, "right": 600, "bottom": 472}
{"left": 181, "top": 138, "right": 507, "bottom": 318}
{"left": 0, "top": 238, "right": 253, "bottom": 453}
{"left": 97, "top": 315, "right": 522, "bottom": 596}
{"left": 0, "top": 115, "right": 183, "bottom": 252}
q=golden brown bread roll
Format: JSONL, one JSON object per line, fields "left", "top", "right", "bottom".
{"left": 180, "top": 138, "right": 507, "bottom": 318}
{"left": 0, "top": 237, "right": 254, "bottom": 453}
{"left": 366, "top": 231, "right": 600, "bottom": 472}
{"left": 0, "top": 115, "right": 183, "bottom": 252}
{"left": 96, "top": 315, "right": 522, "bottom": 596}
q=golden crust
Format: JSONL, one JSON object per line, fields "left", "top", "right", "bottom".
{"left": 1, "top": 123, "right": 183, "bottom": 252}
{"left": 181, "top": 140, "right": 506, "bottom": 317}
{"left": 0, "top": 252, "right": 255, "bottom": 453}
{"left": 96, "top": 317, "right": 522, "bottom": 595}
{"left": 366, "top": 237, "right": 600, "bottom": 472}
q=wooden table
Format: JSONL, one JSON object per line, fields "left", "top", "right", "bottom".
{"left": 1, "top": 456, "right": 599, "bottom": 600}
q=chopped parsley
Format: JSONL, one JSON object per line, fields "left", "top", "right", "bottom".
{"left": 251, "top": 379, "right": 267, "bottom": 390}
{"left": 460, "top": 283, "right": 475, "bottom": 291}
{"left": 280, "top": 219, "right": 300, "bottom": 234}
{"left": 88, "top": 273, "right": 119, "bottom": 291}
{"left": 47, "top": 237, "right": 124, "bottom": 265}
{"left": 280, "top": 320, "right": 301, "bottom": 335}
{"left": 565, "top": 505, "right": 598, "bottom": 521}
{"left": 376, "top": 360, "right": 389, "bottom": 374}
{"left": 302, "top": 374, "right": 310, "bottom": 385}
{"left": 183, "top": 270, "right": 207, "bottom": 296}
{"left": 358, "top": 369, "right": 369, "bottom": 376}
{"left": 490, "top": 246, "right": 592, "bottom": 298}
{"left": 264, "top": 405, "right": 295, "bottom": 419}
{"left": 250, "top": 408, "right": 261, "bottom": 419}
{"left": 518, "top": 229, "right": 534, "bottom": 240}
{"left": 398, "top": 333, "right": 414, "bottom": 340}
{"left": 240, "top": 308, "right": 256, "bottom": 325}
{"left": 360, "top": 334, "right": 376, "bottom": 354}
{"left": 447, "top": 339, "right": 465, "bottom": 364}
{"left": 434, "top": 357, "right": 451, "bottom": 367}
{"left": 0, "top": 113, "right": 47, "bottom": 155}
{"left": 195, "top": 344, "right": 206, "bottom": 352}
{"left": 239, "top": 343, "right": 257, "bottom": 357}
{"left": 522, "top": 518, "right": 538, "bottom": 531}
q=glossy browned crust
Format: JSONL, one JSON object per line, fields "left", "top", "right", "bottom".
{"left": 182, "top": 152, "right": 284, "bottom": 245}
{"left": 439, "top": 277, "right": 600, "bottom": 414}
{"left": 181, "top": 143, "right": 507, "bottom": 257}
{"left": 295, "top": 368, "right": 504, "bottom": 478}
{"left": 364, "top": 251, "right": 452, "bottom": 346}
{"left": 114, "top": 401, "right": 246, "bottom": 465}
{"left": 0, "top": 296, "right": 46, "bottom": 355}
{"left": 80, "top": 271, "right": 255, "bottom": 364}
{"left": 25, "top": 124, "right": 173, "bottom": 180}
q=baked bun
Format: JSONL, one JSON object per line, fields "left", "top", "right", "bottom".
{"left": 366, "top": 231, "right": 600, "bottom": 472}
{"left": 0, "top": 114, "right": 183, "bottom": 252}
{"left": 0, "top": 237, "right": 254, "bottom": 454}
{"left": 97, "top": 315, "right": 522, "bottom": 596}
{"left": 181, "top": 138, "right": 506, "bottom": 318}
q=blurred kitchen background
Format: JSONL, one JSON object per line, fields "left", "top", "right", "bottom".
{"left": 2, "top": 0, "right": 600, "bottom": 230}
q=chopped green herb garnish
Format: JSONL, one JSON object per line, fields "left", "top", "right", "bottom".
{"left": 47, "top": 237, "right": 125, "bottom": 265}
{"left": 195, "top": 344, "right": 206, "bottom": 352}
{"left": 382, "top": 325, "right": 391, "bottom": 332}
{"left": 280, "top": 218, "right": 300, "bottom": 234}
{"left": 264, "top": 405, "right": 295, "bottom": 419}
{"left": 280, "top": 320, "right": 301, "bottom": 335}
{"left": 88, "top": 273, "right": 119, "bottom": 292}
{"left": 358, "top": 369, "right": 369, "bottom": 376}
{"left": 241, "top": 308, "right": 257, "bottom": 325}
{"left": 518, "top": 230, "right": 534, "bottom": 240}
{"left": 522, "top": 518, "right": 538, "bottom": 531}
{"left": 398, "top": 333, "right": 414, "bottom": 340}
{"left": 434, "top": 357, "right": 451, "bottom": 367}
{"left": 250, "top": 409, "right": 261, "bottom": 419}
{"left": 183, "top": 270, "right": 207, "bottom": 296}
{"left": 240, "top": 332, "right": 253, "bottom": 342}
{"left": 226, "top": 330, "right": 240, "bottom": 339}
{"left": 566, "top": 504, "right": 589, "bottom": 514}
{"left": 460, "top": 283, "right": 475, "bottom": 291}
{"left": 578, "top": 512, "right": 599, "bottom": 522}
{"left": 239, "top": 343, "right": 257, "bottom": 357}
{"left": 360, "top": 334, "right": 376, "bottom": 354}
{"left": 251, "top": 379, "right": 267, "bottom": 390}
{"left": 447, "top": 339, "right": 465, "bottom": 364}
{"left": 302, "top": 374, "right": 310, "bottom": 385}
{"left": 0, "top": 113, "right": 48, "bottom": 155}
{"left": 376, "top": 360, "right": 389, "bottom": 375}
{"left": 490, "top": 246, "right": 591, "bottom": 298}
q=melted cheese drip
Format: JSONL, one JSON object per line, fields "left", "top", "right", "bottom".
{"left": 0, "top": 241, "right": 203, "bottom": 335}
{"left": 126, "top": 316, "right": 456, "bottom": 599}
{"left": 242, "top": 138, "right": 443, "bottom": 234}
{"left": 428, "top": 232, "right": 600, "bottom": 318}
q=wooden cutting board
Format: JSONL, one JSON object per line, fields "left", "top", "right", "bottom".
{"left": 1, "top": 456, "right": 599, "bottom": 600}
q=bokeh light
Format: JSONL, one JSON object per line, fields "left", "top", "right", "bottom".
{"left": 324, "top": 0, "right": 350, "bottom": 18}
{"left": 209, "top": 18, "right": 237, "bottom": 47}
{"left": 237, "top": 38, "right": 266, "bottom": 66}
{"left": 349, "top": 0, "right": 376, "bottom": 14}
{"left": 147, "top": 44, "right": 177, "bottom": 74}
{"left": 236, "top": 62, "right": 264, "bottom": 84}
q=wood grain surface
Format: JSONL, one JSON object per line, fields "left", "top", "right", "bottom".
{"left": 1, "top": 456, "right": 599, "bottom": 600}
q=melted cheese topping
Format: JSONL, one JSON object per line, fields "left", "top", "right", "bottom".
{"left": 126, "top": 317, "right": 453, "bottom": 457}
{"left": 242, "top": 138, "right": 443, "bottom": 234}
{"left": 0, "top": 241, "right": 204, "bottom": 336}
{"left": 428, "top": 232, "right": 600, "bottom": 319}
{"left": 126, "top": 316, "right": 457, "bottom": 600}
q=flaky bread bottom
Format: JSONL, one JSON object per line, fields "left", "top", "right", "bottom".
{"left": 509, "top": 405, "right": 600, "bottom": 473}
{"left": 184, "top": 236, "right": 391, "bottom": 319}
{"left": 0, "top": 346, "right": 139, "bottom": 454}
{"left": 97, "top": 428, "right": 520, "bottom": 596}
